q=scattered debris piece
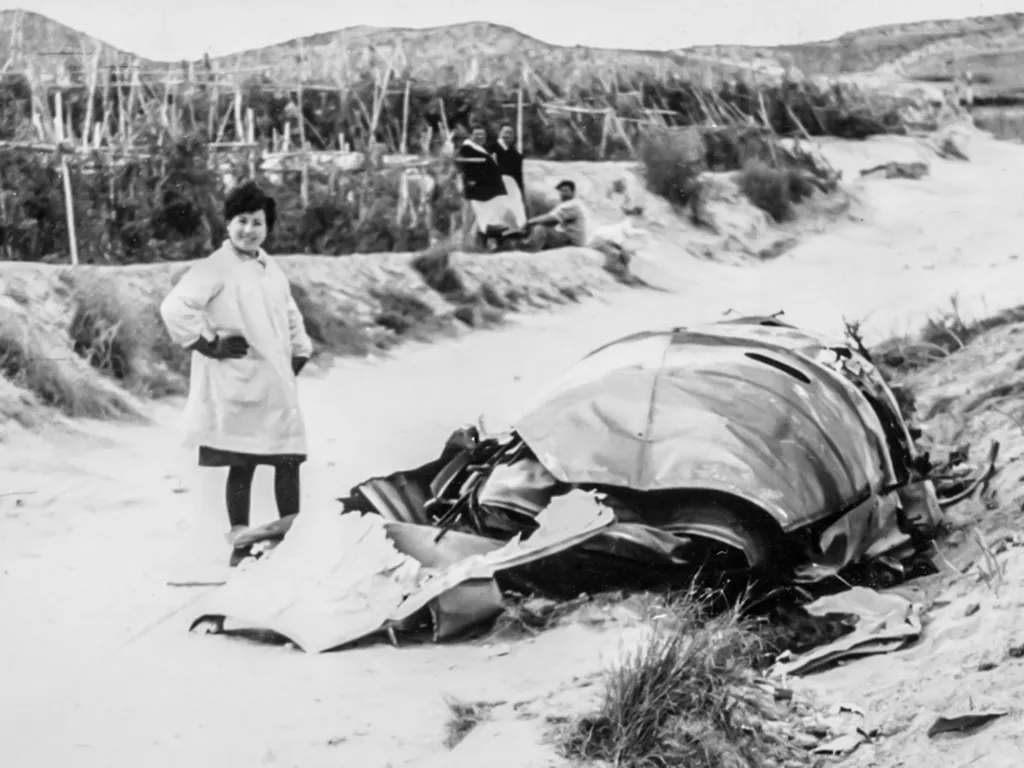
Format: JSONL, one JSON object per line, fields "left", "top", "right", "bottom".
{"left": 168, "top": 579, "right": 227, "bottom": 588}
{"left": 1009, "top": 643, "right": 1024, "bottom": 659}
{"left": 859, "top": 161, "right": 930, "bottom": 180}
{"left": 964, "top": 602, "right": 981, "bottom": 617}
{"left": 771, "top": 588, "right": 923, "bottom": 677}
{"left": 812, "top": 731, "right": 866, "bottom": 756}
{"left": 927, "top": 711, "right": 1007, "bottom": 738}
{"left": 829, "top": 703, "right": 866, "bottom": 717}
{"left": 443, "top": 698, "right": 503, "bottom": 749}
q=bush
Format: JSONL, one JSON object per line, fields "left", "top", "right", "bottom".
{"left": 737, "top": 161, "right": 816, "bottom": 222}
{"left": 637, "top": 127, "right": 706, "bottom": 213}
{"left": 410, "top": 241, "right": 468, "bottom": 299}
{"left": 288, "top": 282, "right": 372, "bottom": 357}
{"left": 65, "top": 274, "right": 190, "bottom": 398}
{"left": 638, "top": 125, "right": 828, "bottom": 225}
{"left": 371, "top": 286, "right": 438, "bottom": 336}
{"left": 561, "top": 588, "right": 809, "bottom": 768}
{"left": 0, "top": 306, "right": 142, "bottom": 420}
{"left": 0, "top": 137, "right": 465, "bottom": 265}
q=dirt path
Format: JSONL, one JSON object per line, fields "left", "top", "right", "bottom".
{"left": 4, "top": 131, "right": 1024, "bottom": 768}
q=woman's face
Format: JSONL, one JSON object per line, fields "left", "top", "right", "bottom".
{"left": 471, "top": 128, "right": 486, "bottom": 145}
{"left": 227, "top": 208, "right": 268, "bottom": 253}
{"left": 499, "top": 126, "right": 514, "bottom": 144}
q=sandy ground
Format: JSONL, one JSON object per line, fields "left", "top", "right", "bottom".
{"left": 4, "top": 129, "right": 1024, "bottom": 767}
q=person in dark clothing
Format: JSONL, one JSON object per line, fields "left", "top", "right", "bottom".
{"left": 492, "top": 124, "right": 527, "bottom": 227}
{"left": 455, "top": 125, "right": 510, "bottom": 250}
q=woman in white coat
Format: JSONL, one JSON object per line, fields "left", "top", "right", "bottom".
{"left": 160, "top": 181, "right": 313, "bottom": 564}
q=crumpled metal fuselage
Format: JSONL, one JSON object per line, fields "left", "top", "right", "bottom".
{"left": 513, "top": 318, "right": 915, "bottom": 534}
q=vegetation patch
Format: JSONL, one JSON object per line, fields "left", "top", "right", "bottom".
{"left": 737, "top": 161, "right": 818, "bottom": 222}
{"left": 869, "top": 299, "right": 1024, "bottom": 376}
{"left": 0, "top": 305, "right": 142, "bottom": 420}
{"left": 638, "top": 125, "right": 835, "bottom": 228}
{"left": 288, "top": 282, "right": 373, "bottom": 358}
{"left": 560, "top": 588, "right": 812, "bottom": 768}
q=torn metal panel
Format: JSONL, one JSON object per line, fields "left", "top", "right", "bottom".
{"left": 190, "top": 512, "right": 423, "bottom": 653}
{"left": 190, "top": 491, "right": 614, "bottom": 652}
{"left": 388, "top": 491, "right": 616, "bottom": 627}
{"left": 770, "top": 587, "right": 923, "bottom": 677}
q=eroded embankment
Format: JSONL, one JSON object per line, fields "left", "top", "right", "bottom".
{"left": 0, "top": 247, "right": 622, "bottom": 431}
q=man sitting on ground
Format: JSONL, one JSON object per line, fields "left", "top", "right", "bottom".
{"left": 523, "top": 179, "right": 590, "bottom": 251}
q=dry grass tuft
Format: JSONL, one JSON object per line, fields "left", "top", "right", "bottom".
{"left": 65, "top": 273, "right": 188, "bottom": 398}
{"left": 872, "top": 298, "right": 1024, "bottom": 375}
{"left": 0, "top": 307, "right": 143, "bottom": 421}
{"left": 371, "top": 285, "right": 442, "bottom": 337}
{"left": 737, "top": 162, "right": 817, "bottom": 223}
{"left": 411, "top": 241, "right": 470, "bottom": 299}
{"left": 411, "top": 241, "right": 508, "bottom": 329}
{"left": 560, "top": 587, "right": 811, "bottom": 768}
{"left": 288, "top": 282, "right": 373, "bottom": 358}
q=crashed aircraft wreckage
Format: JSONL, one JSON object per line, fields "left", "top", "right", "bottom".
{"left": 190, "top": 316, "right": 947, "bottom": 653}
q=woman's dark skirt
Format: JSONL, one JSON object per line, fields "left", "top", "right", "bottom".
{"left": 198, "top": 445, "right": 307, "bottom": 468}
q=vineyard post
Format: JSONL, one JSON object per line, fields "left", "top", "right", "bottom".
{"left": 54, "top": 91, "right": 80, "bottom": 267}
{"left": 516, "top": 65, "right": 524, "bottom": 154}
{"left": 297, "top": 41, "right": 310, "bottom": 209}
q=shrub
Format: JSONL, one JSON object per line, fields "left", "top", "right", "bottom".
{"left": 0, "top": 307, "right": 142, "bottom": 420}
{"left": 561, "top": 588, "right": 808, "bottom": 768}
{"left": 371, "top": 286, "right": 437, "bottom": 336}
{"left": 65, "top": 273, "right": 189, "bottom": 398}
{"left": 288, "top": 282, "right": 371, "bottom": 357}
{"left": 410, "top": 241, "right": 468, "bottom": 299}
{"left": 737, "top": 161, "right": 816, "bottom": 223}
{"left": 637, "top": 127, "right": 706, "bottom": 214}
{"left": 68, "top": 281, "right": 142, "bottom": 382}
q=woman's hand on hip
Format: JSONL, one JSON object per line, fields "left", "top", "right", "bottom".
{"left": 192, "top": 334, "right": 250, "bottom": 360}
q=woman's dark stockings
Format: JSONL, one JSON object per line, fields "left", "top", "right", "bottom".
{"left": 226, "top": 464, "right": 300, "bottom": 529}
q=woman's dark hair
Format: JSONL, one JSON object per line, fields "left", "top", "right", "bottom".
{"left": 224, "top": 181, "right": 277, "bottom": 233}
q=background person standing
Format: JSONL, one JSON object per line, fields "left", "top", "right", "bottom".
{"left": 454, "top": 124, "right": 512, "bottom": 250}
{"left": 492, "top": 123, "right": 527, "bottom": 229}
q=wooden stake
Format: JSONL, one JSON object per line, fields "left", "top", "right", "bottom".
{"left": 297, "top": 41, "right": 309, "bottom": 209}
{"left": 399, "top": 79, "right": 411, "bottom": 154}
{"left": 233, "top": 88, "right": 243, "bottom": 142}
{"left": 81, "top": 48, "right": 99, "bottom": 149}
{"left": 368, "top": 58, "right": 394, "bottom": 145}
{"left": 516, "top": 68, "right": 524, "bottom": 154}
{"left": 246, "top": 107, "right": 256, "bottom": 178}
{"left": 54, "top": 92, "right": 79, "bottom": 267}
